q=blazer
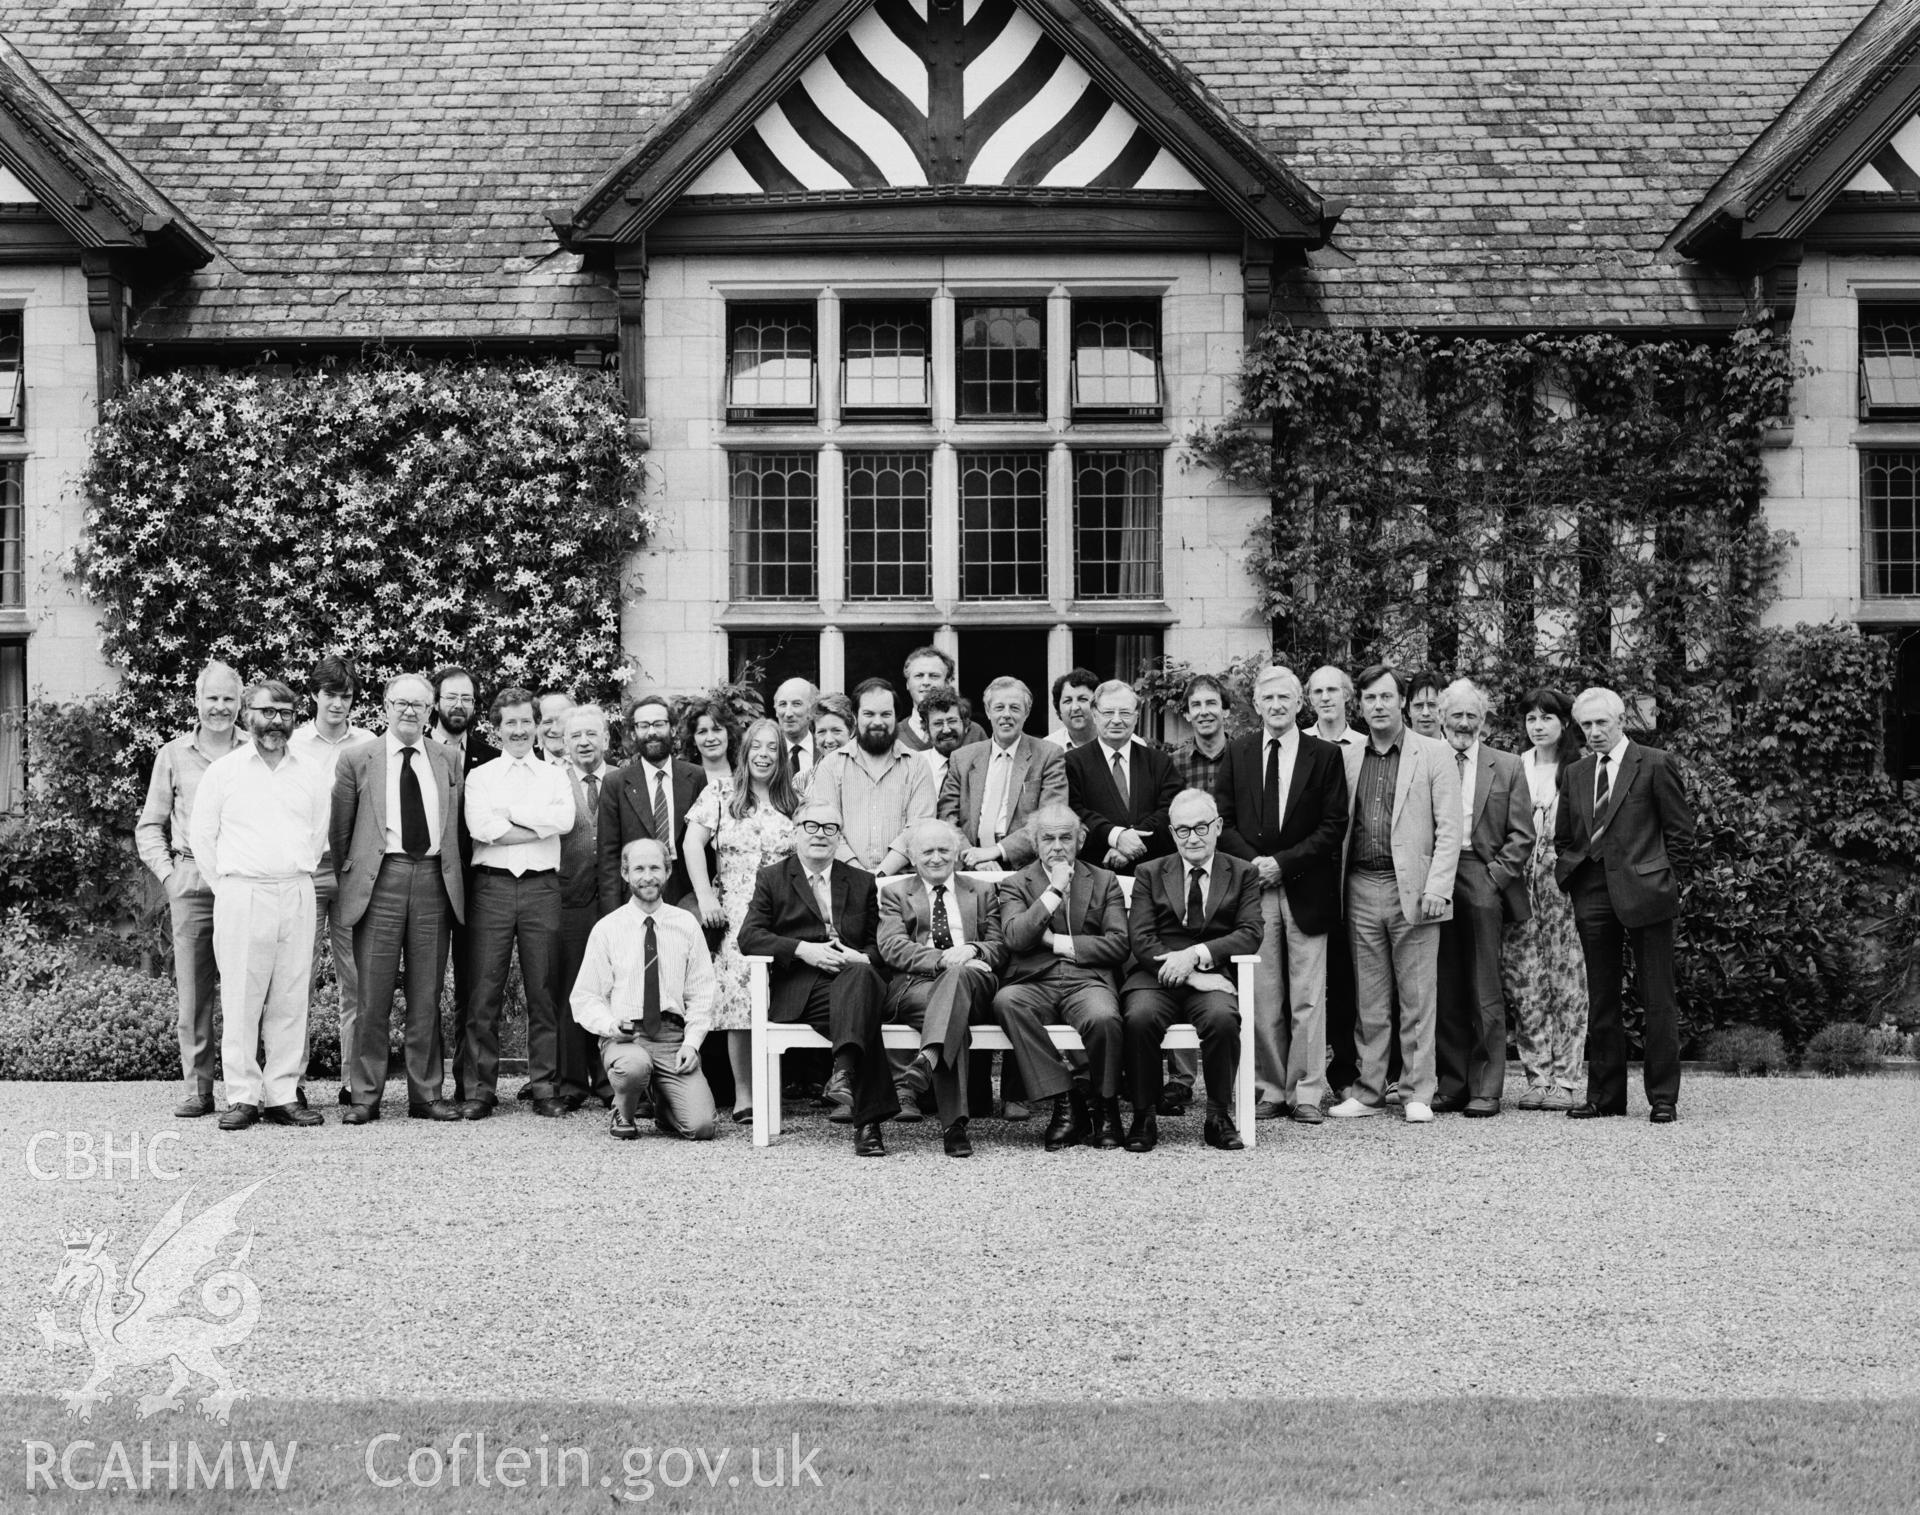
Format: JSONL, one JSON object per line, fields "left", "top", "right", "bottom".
{"left": 329, "top": 736, "right": 466, "bottom": 928}
{"left": 1124, "top": 850, "right": 1264, "bottom": 988}
{"left": 877, "top": 872, "right": 1007, "bottom": 977}
{"left": 1455, "top": 743, "right": 1535, "bottom": 923}
{"left": 737, "top": 854, "right": 882, "bottom": 1023}
{"left": 1217, "top": 730, "right": 1350, "bottom": 937}
{"left": 1065, "top": 739, "right": 1182, "bottom": 868}
{"left": 1340, "top": 729, "right": 1463, "bottom": 924}
{"left": 937, "top": 734, "right": 1068, "bottom": 868}
{"left": 1553, "top": 741, "right": 1695, "bottom": 928}
{"left": 997, "top": 859, "right": 1129, "bottom": 985}
{"left": 597, "top": 757, "right": 708, "bottom": 914}
{"left": 557, "top": 767, "right": 602, "bottom": 911}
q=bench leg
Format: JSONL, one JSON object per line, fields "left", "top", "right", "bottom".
{"left": 1238, "top": 1001, "right": 1257, "bottom": 1150}
{"left": 765, "top": 1043, "right": 784, "bottom": 1141}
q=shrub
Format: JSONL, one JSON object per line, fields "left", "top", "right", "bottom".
{"left": 1699, "top": 1024, "right": 1791, "bottom": 1077}
{"left": 0, "top": 961, "right": 179, "bottom": 1081}
{"left": 1801, "top": 1022, "right": 1883, "bottom": 1077}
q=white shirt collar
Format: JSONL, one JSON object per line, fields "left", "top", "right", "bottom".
{"left": 1601, "top": 736, "right": 1629, "bottom": 766}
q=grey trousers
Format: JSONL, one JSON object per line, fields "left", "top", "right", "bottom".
{"left": 1251, "top": 887, "right": 1330, "bottom": 1108}
{"left": 350, "top": 855, "right": 450, "bottom": 1107}
{"left": 1346, "top": 871, "right": 1440, "bottom": 1108}
{"left": 601, "top": 1029, "right": 717, "bottom": 1139}
{"left": 167, "top": 867, "right": 218, "bottom": 1093}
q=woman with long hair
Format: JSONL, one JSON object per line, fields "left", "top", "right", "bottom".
{"left": 677, "top": 697, "right": 740, "bottom": 796}
{"left": 682, "top": 716, "right": 800, "bottom": 1123}
{"left": 1501, "top": 686, "right": 1588, "bottom": 1110}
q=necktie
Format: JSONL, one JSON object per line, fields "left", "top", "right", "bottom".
{"left": 1186, "top": 866, "right": 1206, "bottom": 928}
{"left": 1457, "top": 747, "right": 1470, "bottom": 822}
{"left": 641, "top": 913, "right": 662, "bottom": 1039}
{"left": 1260, "top": 739, "right": 1281, "bottom": 841}
{"left": 980, "top": 747, "right": 1012, "bottom": 843}
{"left": 1596, "top": 753, "right": 1612, "bottom": 815}
{"left": 1111, "top": 748, "right": 1130, "bottom": 809}
{"left": 651, "top": 768, "right": 670, "bottom": 856}
{"left": 810, "top": 870, "right": 837, "bottom": 940}
{"left": 585, "top": 771, "right": 600, "bottom": 814}
{"left": 399, "top": 745, "right": 429, "bottom": 857}
{"left": 931, "top": 886, "right": 953, "bottom": 950}
{"left": 790, "top": 743, "right": 806, "bottom": 774}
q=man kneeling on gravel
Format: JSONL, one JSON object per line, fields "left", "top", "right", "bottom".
{"left": 571, "top": 839, "right": 719, "bottom": 1140}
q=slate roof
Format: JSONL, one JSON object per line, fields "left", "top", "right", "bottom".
{"left": 0, "top": 0, "right": 1883, "bottom": 341}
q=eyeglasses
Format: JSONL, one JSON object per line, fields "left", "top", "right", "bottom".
{"left": 1097, "top": 707, "right": 1138, "bottom": 720}
{"left": 247, "top": 706, "right": 295, "bottom": 722}
{"left": 437, "top": 694, "right": 475, "bottom": 707}
{"left": 1170, "top": 821, "right": 1219, "bottom": 840}
{"left": 633, "top": 720, "right": 671, "bottom": 734}
{"left": 387, "top": 700, "right": 428, "bottom": 714}
{"left": 797, "top": 820, "right": 843, "bottom": 837}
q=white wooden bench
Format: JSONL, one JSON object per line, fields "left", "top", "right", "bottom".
{"left": 746, "top": 870, "right": 1259, "bottom": 1148}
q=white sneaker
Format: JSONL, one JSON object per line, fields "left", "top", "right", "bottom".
{"left": 1326, "top": 1097, "right": 1384, "bottom": 1119}
{"left": 1403, "top": 1101, "right": 1434, "bottom": 1123}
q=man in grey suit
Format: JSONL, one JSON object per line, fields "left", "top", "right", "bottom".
{"left": 1432, "top": 679, "right": 1535, "bottom": 1117}
{"left": 331, "top": 673, "right": 468, "bottom": 1123}
{"left": 939, "top": 675, "right": 1067, "bottom": 870}
{"left": 1328, "top": 664, "right": 1462, "bottom": 1125}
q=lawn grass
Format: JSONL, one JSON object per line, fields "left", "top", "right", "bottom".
{"left": 8, "top": 1395, "right": 1917, "bottom": 1511}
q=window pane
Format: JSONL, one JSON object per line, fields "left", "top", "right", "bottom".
{"left": 1865, "top": 451, "right": 1920, "bottom": 597}
{"left": 727, "top": 303, "right": 816, "bottom": 416}
{"left": 1074, "top": 449, "right": 1162, "bottom": 599}
{"left": 0, "top": 640, "right": 21, "bottom": 814}
{"left": 958, "top": 450, "right": 1047, "bottom": 599}
{"left": 843, "top": 302, "right": 930, "bottom": 413}
{"left": 0, "top": 310, "right": 21, "bottom": 428}
{"left": 846, "top": 450, "right": 931, "bottom": 600}
{"left": 1071, "top": 299, "right": 1161, "bottom": 414}
{"left": 1860, "top": 305, "right": 1920, "bottom": 417}
{"left": 0, "top": 459, "right": 20, "bottom": 608}
{"left": 957, "top": 302, "right": 1044, "bottom": 419}
{"left": 729, "top": 453, "right": 817, "bottom": 601}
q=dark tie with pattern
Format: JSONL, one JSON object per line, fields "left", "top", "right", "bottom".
{"left": 1186, "top": 866, "right": 1206, "bottom": 929}
{"left": 790, "top": 743, "right": 806, "bottom": 774}
{"left": 1111, "top": 748, "right": 1129, "bottom": 811}
{"left": 585, "top": 772, "right": 601, "bottom": 837}
{"left": 651, "top": 768, "right": 669, "bottom": 854}
{"left": 931, "top": 886, "right": 953, "bottom": 951}
{"left": 1595, "top": 753, "right": 1612, "bottom": 815}
{"left": 642, "top": 914, "right": 662, "bottom": 1039}
{"left": 1261, "top": 739, "right": 1281, "bottom": 841}
{"left": 399, "top": 745, "right": 429, "bottom": 857}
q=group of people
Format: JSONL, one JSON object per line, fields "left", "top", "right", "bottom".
{"left": 138, "top": 644, "right": 1696, "bottom": 1155}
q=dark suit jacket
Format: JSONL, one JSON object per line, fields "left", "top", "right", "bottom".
{"left": 435, "top": 728, "right": 498, "bottom": 775}
{"left": 1065, "top": 739, "right": 1181, "bottom": 868}
{"left": 597, "top": 757, "right": 707, "bottom": 914}
{"left": 997, "top": 859, "right": 1128, "bottom": 985}
{"left": 1554, "top": 741, "right": 1695, "bottom": 928}
{"left": 738, "top": 855, "right": 881, "bottom": 1023}
{"left": 1458, "top": 743, "right": 1535, "bottom": 922}
{"left": 557, "top": 766, "right": 603, "bottom": 912}
{"left": 877, "top": 873, "right": 1007, "bottom": 977}
{"left": 938, "top": 734, "right": 1068, "bottom": 867}
{"left": 330, "top": 736, "right": 466, "bottom": 928}
{"left": 1124, "top": 851, "right": 1263, "bottom": 989}
{"left": 1217, "top": 730, "right": 1349, "bottom": 936}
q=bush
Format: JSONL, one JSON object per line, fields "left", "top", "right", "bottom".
{"left": 1801, "top": 1022, "right": 1883, "bottom": 1077}
{"left": 1699, "top": 1024, "right": 1791, "bottom": 1077}
{"left": 0, "top": 960, "right": 179, "bottom": 1081}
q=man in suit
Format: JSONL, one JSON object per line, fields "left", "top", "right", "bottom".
{"left": 1120, "top": 789, "right": 1264, "bottom": 1152}
{"left": 552, "top": 703, "right": 613, "bottom": 1110}
{"left": 1554, "top": 686, "right": 1696, "bottom": 1124}
{"left": 332, "top": 672, "right": 468, "bottom": 1123}
{"left": 1066, "top": 680, "right": 1180, "bottom": 873}
{"left": 940, "top": 675, "right": 1067, "bottom": 871}
{"left": 737, "top": 798, "right": 899, "bottom": 1156}
{"left": 598, "top": 692, "right": 707, "bottom": 914}
{"left": 773, "top": 677, "right": 820, "bottom": 779}
{"left": 1218, "top": 664, "right": 1350, "bottom": 1126}
{"left": 1328, "top": 664, "right": 1463, "bottom": 1125}
{"left": 994, "top": 804, "right": 1128, "bottom": 1150}
{"left": 429, "top": 663, "right": 498, "bottom": 1106}
{"left": 1305, "top": 663, "right": 1369, "bottom": 1100}
{"left": 1433, "top": 679, "right": 1535, "bottom": 1117}
{"left": 896, "top": 646, "right": 987, "bottom": 752}
{"left": 876, "top": 819, "right": 1008, "bottom": 1157}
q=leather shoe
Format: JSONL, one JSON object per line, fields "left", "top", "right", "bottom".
{"left": 217, "top": 1103, "right": 260, "bottom": 1131}
{"left": 853, "top": 1121, "right": 886, "bottom": 1157}
{"left": 516, "top": 1085, "right": 536, "bottom": 1102}
{"left": 341, "top": 1103, "right": 379, "bottom": 1125}
{"left": 1290, "top": 1102, "right": 1326, "bottom": 1126}
{"left": 1043, "top": 1092, "right": 1091, "bottom": 1151}
{"left": 1123, "top": 1109, "right": 1158, "bottom": 1153}
{"left": 1253, "top": 1098, "right": 1289, "bottom": 1121}
{"left": 826, "top": 1090, "right": 855, "bottom": 1124}
{"left": 1567, "top": 1102, "right": 1623, "bottom": 1120}
{"left": 731, "top": 1106, "right": 754, "bottom": 1125}
{"left": 1649, "top": 1104, "right": 1678, "bottom": 1124}
{"left": 609, "top": 1109, "right": 639, "bottom": 1140}
{"left": 530, "top": 1097, "right": 568, "bottom": 1118}
{"left": 1094, "top": 1097, "right": 1126, "bottom": 1150}
{"left": 261, "top": 1103, "right": 322, "bottom": 1127}
{"left": 1158, "top": 1082, "right": 1193, "bottom": 1115}
{"left": 943, "top": 1119, "right": 973, "bottom": 1157}
{"left": 1203, "top": 1115, "right": 1245, "bottom": 1150}
{"left": 173, "top": 1092, "right": 214, "bottom": 1119}
{"left": 408, "top": 1100, "right": 462, "bottom": 1121}
{"left": 336, "top": 1086, "right": 354, "bottom": 1107}
{"left": 1001, "top": 1100, "right": 1031, "bottom": 1122}
{"left": 458, "top": 1099, "right": 492, "bottom": 1121}
{"left": 1429, "top": 1095, "right": 1468, "bottom": 1114}
{"left": 1463, "top": 1098, "right": 1500, "bottom": 1118}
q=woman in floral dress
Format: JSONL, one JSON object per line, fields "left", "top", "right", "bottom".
{"left": 683, "top": 717, "right": 800, "bottom": 1122}
{"left": 1501, "top": 687, "right": 1588, "bottom": 1110}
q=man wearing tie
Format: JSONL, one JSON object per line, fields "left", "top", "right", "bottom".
{"left": 332, "top": 673, "right": 467, "bottom": 1123}
{"left": 917, "top": 685, "right": 968, "bottom": 794}
{"left": 1065, "top": 680, "right": 1180, "bottom": 873}
{"left": 1433, "top": 679, "right": 1535, "bottom": 1117}
{"left": 940, "top": 676, "right": 1066, "bottom": 871}
{"left": 1554, "top": 687, "right": 1695, "bottom": 1124}
{"left": 570, "top": 838, "right": 719, "bottom": 1141}
{"left": 1218, "top": 664, "right": 1350, "bottom": 1126}
{"left": 553, "top": 703, "right": 614, "bottom": 1109}
{"left": 599, "top": 693, "right": 707, "bottom": 913}
{"left": 1120, "top": 789, "right": 1263, "bottom": 1152}
{"left": 773, "top": 677, "right": 820, "bottom": 778}
{"left": 876, "top": 819, "right": 1008, "bottom": 1157}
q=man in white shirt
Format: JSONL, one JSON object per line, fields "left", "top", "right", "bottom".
{"left": 773, "top": 677, "right": 819, "bottom": 778}
{"left": 189, "top": 680, "right": 330, "bottom": 1130}
{"left": 571, "top": 838, "right": 719, "bottom": 1141}
{"left": 459, "top": 686, "right": 577, "bottom": 1119}
{"left": 290, "top": 653, "right": 376, "bottom": 1103}
{"left": 1307, "top": 665, "right": 1366, "bottom": 748}
{"left": 1306, "top": 663, "right": 1370, "bottom": 1101}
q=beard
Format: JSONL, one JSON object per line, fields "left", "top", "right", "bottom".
{"left": 856, "top": 723, "right": 895, "bottom": 755}
{"left": 637, "top": 733, "right": 673, "bottom": 764}
{"left": 436, "top": 704, "right": 472, "bottom": 735}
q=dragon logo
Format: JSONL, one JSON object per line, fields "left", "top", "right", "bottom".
{"left": 36, "top": 1179, "right": 266, "bottom": 1424}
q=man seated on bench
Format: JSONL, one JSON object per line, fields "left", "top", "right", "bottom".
{"left": 876, "top": 819, "right": 1006, "bottom": 1158}
{"left": 994, "top": 804, "right": 1127, "bottom": 1152}
{"left": 737, "top": 800, "right": 899, "bottom": 1158}
{"left": 1121, "top": 789, "right": 1263, "bottom": 1153}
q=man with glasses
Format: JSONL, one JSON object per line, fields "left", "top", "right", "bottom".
{"left": 1120, "top": 790, "right": 1263, "bottom": 1152}
{"left": 189, "top": 680, "right": 331, "bottom": 1130}
{"left": 598, "top": 693, "right": 708, "bottom": 913}
{"left": 430, "top": 664, "right": 497, "bottom": 1090}
{"left": 1064, "top": 679, "right": 1179, "bottom": 874}
{"left": 332, "top": 673, "right": 468, "bottom": 1123}
{"left": 738, "top": 800, "right": 898, "bottom": 1156}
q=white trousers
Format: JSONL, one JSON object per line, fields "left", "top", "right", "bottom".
{"left": 213, "top": 875, "right": 316, "bottom": 1108}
